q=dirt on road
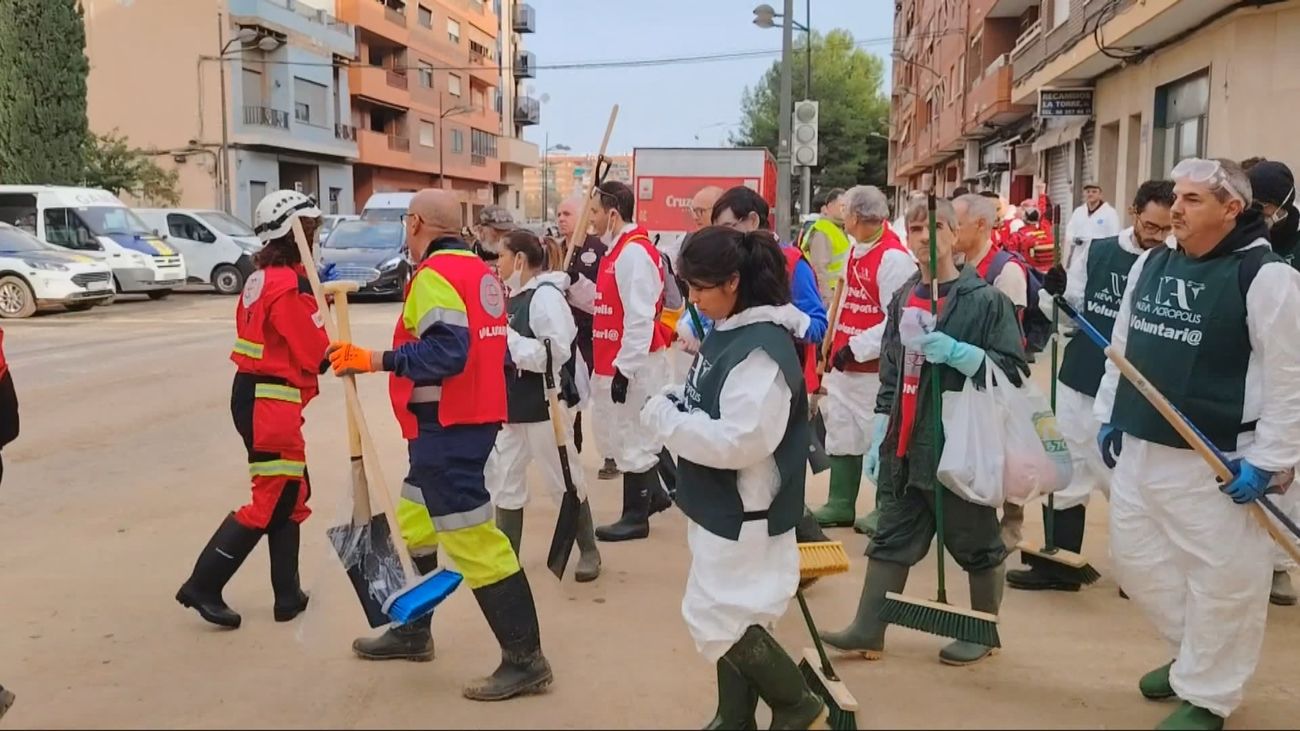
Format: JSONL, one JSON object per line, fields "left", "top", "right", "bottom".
{"left": 1, "top": 295, "right": 1297, "bottom": 729}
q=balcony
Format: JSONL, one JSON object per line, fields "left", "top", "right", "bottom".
{"left": 244, "top": 105, "right": 290, "bottom": 130}
{"left": 986, "top": 0, "right": 1037, "bottom": 17}
{"left": 350, "top": 65, "right": 411, "bottom": 109}
{"left": 335, "top": 0, "right": 408, "bottom": 45}
{"left": 358, "top": 128, "right": 421, "bottom": 172}
{"left": 471, "top": 154, "right": 488, "bottom": 167}
{"left": 498, "top": 136, "right": 539, "bottom": 169}
{"left": 967, "top": 58, "right": 1033, "bottom": 130}
{"left": 513, "top": 3, "right": 536, "bottom": 33}
{"left": 515, "top": 51, "right": 535, "bottom": 79}
{"left": 386, "top": 69, "right": 409, "bottom": 90}
{"left": 335, "top": 123, "right": 357, "bottom": 141}
{"left": 227, "top": 0, "right": 354, "bottom": 57}
{"left": 468, "top": 41, "right": 498, "bottom": 84}
{"left": 388, "top": 134, "right": 410, "bottom": 152}
{"left": 1010, "top": 19, "right": 1044, "bottom": 83}
{"left": 515, "top": 95, "right": 540, "bottom": 126}
{"left": 384, "top": 3, "right": 407, "bottom": 28}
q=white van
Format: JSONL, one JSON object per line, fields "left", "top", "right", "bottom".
{"left": 361, "top": 192, "right": 415, "bottom": 222}
{"left": 0, "top": 186, "right": 186, "bottom": 299}
{"left": 136, "top": 208, "right": 260, "bottom": 295}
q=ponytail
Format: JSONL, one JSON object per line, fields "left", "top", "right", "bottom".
{"left": 541, "top": 235, "right": 566, "bottom": 272}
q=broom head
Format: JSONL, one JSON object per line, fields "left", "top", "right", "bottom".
{"left": 382, "top": 568, "right": 464, "bottom": 626}
{"left": 1017, "top": 541, "right": 1102, "bottom": 585}
{"left": 798, "top": 648, "right": 858, "bottom": 731}
{"left": 880, "top": 592, "right": 1001, "bottom": 648}
{"left": 799, "top": 541, "right": 851, "bottom": 581}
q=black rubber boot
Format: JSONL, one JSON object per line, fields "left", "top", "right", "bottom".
{"left": 463, "top": 571, "right": 553, "bottom": 701}
{"left": 496, "top": 507, "right": 524, "bottom": 558}
{"left": 795, "top": 507, "right": 830, "bottom": 544}
{"left": 268, "top": 521, "right": 309, "bottom": 622}
{"left": 175, "top": 512, "right": 262, "bottom": 629}
{"left": 703, "top": 658, "right": 758, "bottom": 730}
{"left": 820, "top": 558, "right": 910, "bottom": 659}
{"left": 351, "top": 553, "right": 440, "bottom": 662}
{"left": 724, "top": 626, "right": 826, "bottom": 730}
{"left": 596, "top": 470, "right": 652, "bottom": 542}
{"left": 598, "top": 458, "right": 620, "bottom": 480}
{"left": 0, "top": 684, "right": 14, "bottom": 721}
{"left": 574, "top": 500, "right": 602, "bottom": 583}
{"left": 1007, "top": 505, "right": 1089, "bottom": 592}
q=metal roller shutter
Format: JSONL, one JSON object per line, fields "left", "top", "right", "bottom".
{"left": 1047, "top": 146, "right": 1073, "bottom": 217}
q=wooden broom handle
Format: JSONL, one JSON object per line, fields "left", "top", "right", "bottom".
{"left": 819, "top": 276, "right": 847, "bottom": 367}
{"left": 323, "top": 280, "right": 372, "bottom": 526}
{"left": 562, "top": 105, "right": 619, "bottom": 272}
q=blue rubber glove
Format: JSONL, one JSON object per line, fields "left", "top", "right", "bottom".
{"left": 918, "top": 331, "right": 985, "bottom": 377}
{"left": 1097, "top": 424, "right": 1123, "bottom": 469}
{"left": 319, "top": 262, "right": 338, "bottom": 282}
{"left": 864, "top": 414, "right": 889, "bottom": 482}
{"left": 1221, "top": 459, "right": 1274, "bottom": 504}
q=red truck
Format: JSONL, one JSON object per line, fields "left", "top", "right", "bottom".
{"left": 632, "top": 147, "right": 778, "bottom": 261}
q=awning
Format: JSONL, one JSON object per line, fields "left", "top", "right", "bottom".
{"left": 1031, "top": 117, "right": 1088, "bottom": 153}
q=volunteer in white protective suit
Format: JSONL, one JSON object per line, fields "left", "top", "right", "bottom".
{"left": 488, "top": 229, "right": 601, "bottom": 582}
{"left": 1064, "top": 182, "right": 1121, "bottom": 266}
{"left": 1007, "top": 179, "right": 1176, "bottom": 593}
{"left": 641, "top": 225, "right": 825, "bottom": 731}
{"left": 1095, "top": 158, "right": 1300, "bottom": 731}
{"left": 811, "top": 185, "right": 914, "bottom": 535}
{"left": 588, "top": 180, "right": 674, "bottom": 542}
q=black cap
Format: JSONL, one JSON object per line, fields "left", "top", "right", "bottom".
{"left": 1247, "top": 160, "right": 1295, "bottom": 207}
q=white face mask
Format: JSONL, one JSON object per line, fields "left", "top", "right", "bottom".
{"left": 1269, "top": 189, "right": 1295, "bottom": 227}
{"left": 503, "top": 270, "right": 523, "bottom": 293}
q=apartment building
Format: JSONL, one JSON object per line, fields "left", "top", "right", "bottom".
{"left": 891, "top": 0, "right": 1300, "bottom": 224}
{"left": 497, "top": 0, "right": 541, "bottom": 222}
{"left": 84, "top": 0, "right": 359, "bottom": 223}
{"left": 521, "top": 154, "right": 634, "bottom": 223}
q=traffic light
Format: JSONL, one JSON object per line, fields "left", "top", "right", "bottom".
{"left": 792, "top": 100, "right": 819, "bottom": 168}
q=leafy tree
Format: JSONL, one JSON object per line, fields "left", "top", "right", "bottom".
{"left": 83, "top": 131, "right": 181, "bottom": 207}
{"left": 733, "top": 30, "right": 890, "bottom": 209}
{"left": 0, "top": 0, "right": 90, "bottom": 184}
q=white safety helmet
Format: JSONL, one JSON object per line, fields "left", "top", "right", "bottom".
{"left": 253, "top": 189, "right": 322, "bottom": 242}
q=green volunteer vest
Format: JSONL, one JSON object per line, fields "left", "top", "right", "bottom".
{"left": 1058, "top": 236, "right": 1139, "bottom": 397}
{"left": 677, "top": 321, "right": 809, "bottom": 541}
{"left": 801, "top": 218, "right": 852, "bottom": 279}
{"left": 504, "top": 284, "right": 554, "bottom": 424}
{"left": 1110, "top": 246, "right": 1270, "bottom": 451}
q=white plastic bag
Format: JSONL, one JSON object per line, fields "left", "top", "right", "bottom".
{"left": 936, "top": 362, "right": 1007, "bottom": 507}
{"left": 989, "top": 362, "right": 1073, "bottom": 505}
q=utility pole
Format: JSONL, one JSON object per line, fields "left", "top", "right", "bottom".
{"left": 217, "top": 12, "right": 232, "bottom": 213}
{"left": 775, "top": 0, "right": 794, "bottom": 239}
{"left": 799, "top": 0, "right": 812, "bottom": 223}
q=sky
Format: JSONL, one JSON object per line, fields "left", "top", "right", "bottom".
{"left": 521, "top": 0, "right": 894, "bottom": 154}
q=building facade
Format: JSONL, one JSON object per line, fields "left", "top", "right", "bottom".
{"left": 84, "top": 0, "right": 359, "bottom": 223}
{"left": 496, "top": 0, "right": 541, "bottom": 222}
{"left": 521, "top": 154, "right": 634, "bottom": 223}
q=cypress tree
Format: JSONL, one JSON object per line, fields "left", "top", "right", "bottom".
{"left": 0, "top": 0, "right": 91, "bottom": 184}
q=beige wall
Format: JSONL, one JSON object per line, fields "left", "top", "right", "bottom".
{"left": 83, "top": 0, "right": 224, "bottom": 208}
{"left": 1092, "top": 1, "right": 1300, "bottom": 214}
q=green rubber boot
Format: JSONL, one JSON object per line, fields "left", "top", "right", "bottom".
{"left": 1155, "top": 702, "right": 1224, "bottom": 731}
{"left": 939, "top": 564, "right": 1004, "bottom": 666}
{"left": 813, "top": 455, "right": 863, "bottom": 527}
{"left": 819, "top": 558, "right": 909, "bottom": 659}
{"left": 1139, "top": 661, "right": 1176, "bottom": 700}
{"left": 724, "top": 626, "right": 826, "bottom": 730}
{"left": 702, "top": 657, "right": 758, "bottom": 730}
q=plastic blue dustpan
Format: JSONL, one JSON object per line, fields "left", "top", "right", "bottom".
{"left": 381, "top": 568, "right": 463, "bottom": 625}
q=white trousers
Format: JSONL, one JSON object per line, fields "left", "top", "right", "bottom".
{"left": 1053, "top": 384, "right": 1112, "bottom": 510}
{"left": 591, "top": 351, "right": 670, "bottom": 474}
{"left": 485, "top": 417, "right": 587, "bottom": 511}
{"left": 819, "top": 370, "right": 880, "bottom": 456}
{"left": 682, "top": 520, "right": 799, "bottom": 663}
{"left": 1271, "top": 488, "right": 1300, "bottom": 572}
{"left": 1110, "top": 437, "right": 1272, "bottom": 717}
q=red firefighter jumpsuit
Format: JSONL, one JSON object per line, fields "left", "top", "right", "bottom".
{"left": 229, "top": 264, "right": 329, "bottom": 530}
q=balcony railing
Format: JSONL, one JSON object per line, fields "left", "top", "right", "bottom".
{"left": 515, "top": 95, "right": 540, "bottom": 125}
{"left": 388, "top": 134, "right": 410, "bottom": 152}
{"left": 259, "top": 0, "right": 351, "bottom": 35}
{"left": 515, "top": 51, "right": 535, "bottom": 78}
{"left": 384, "top": 4, "right": 406, "bottom": 26}
{"left": 244, "top": 105, "right": 290, "bottom": 130}
{"left": 335, "top": 123, "right": 357, "bottom": 141}
{"left": 513, "top": 3, "right": 536, "bottom": 33}
{"left": 471, "top": 153, "right": 487, "bottom": 167}
{"left": 386, "top": 70, "right": 409, "bottom": 89}
{"left": 1011, "top": 20, "right": 1042, "bottom": 61}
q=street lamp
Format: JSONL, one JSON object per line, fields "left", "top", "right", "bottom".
{"left": 542, "top": 136, "right": 570, "bottom": 224}
{"left": 753, "top": 1, "right": 813, "bottom": 237}
{"left": 215, "top": 19, "right": 284, "bottom": 214}
{"left": 753, "top": 2, "right": 811, "bottom": 97}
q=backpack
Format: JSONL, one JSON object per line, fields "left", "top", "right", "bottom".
{"left": 985, "top": 249, "right": 1052, "bottom": 353}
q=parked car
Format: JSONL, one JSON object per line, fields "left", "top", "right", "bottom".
{"left": 0, "top": 186, "right": 186, "bottom": 299}
{"left": 136, "top": 208, "right": 259, "bottom": 295}
{"left": 319, "top": 220, "right": 408, "bottom": 300}
{"left": 0, "top": 223, "right": 115, "bottom": 318}
{"left": 320, "top": 214, "right": 359, "bottom": 242}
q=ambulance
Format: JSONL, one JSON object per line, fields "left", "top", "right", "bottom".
{"left": 0, "top": 186, "right": 187, "bottom": 299}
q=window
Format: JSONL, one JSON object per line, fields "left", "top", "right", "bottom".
{"left": 0, "top": 193, "right": 38, "bottom": 235}
{"left": 418, "top": 61, "right": 434, "bottom": 88}
{"left": 418, "top": 4, "right": 432, "bottom": 28}
{"left": 293, "top": 77, "right": 327, "bottom": 126}
{"left": 1153, "top": 69, "right": 1210, "bottom": 177}
{"left": 329, "top": 188, "right": 342, "bottom": 215}
{"left": 167, "top": 214, "right": 216, "bottom": 243}
{"left": 42, "top": 208, "right": 100, "bottom": 251}
{"left": 419, "top": 120, "right": 436, "bottom": 147}
{"left": 471, "top": 128, "right": 497, "bottom": 158}
{"left": 250, "top": 181, "right": 268, "bottom": 218}
{"left": 241, "top": 67, "right": 264, "bottom": 106}
{"left": 1048, "top": 0, "right": 1070, "bottom": 29}
{"left": 451, "top": 129, "right": 464, "bottom": 153}
{"left": 447, "top": 18, "right": 461, "bottom": 44}
{"left": 448, "top": 73, "right": 462, "bottom": 96}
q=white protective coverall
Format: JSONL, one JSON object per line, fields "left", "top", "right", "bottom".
{"left": 1096, "top": 239, "right": 1300, "bottom": 717}
{"left": 487, "top": 271, "right": 588, "bottom": 510}
{"left": 1040, "top": 228, "right": 1149, "bottom": 509}
{"left": 1064, "top": 201, "right": 1121, "bottom": 267}
{"left": 820, "top": 238, "right": 914, "bottom": 456}
{"left": 1272, "top": 488, "right": 1300, "bottom": 572}
{"left": 641, "top": 304, "right": 808, "bottom": 662}
{"left": 592, "top": 223, "right": 670, "bottom": 475}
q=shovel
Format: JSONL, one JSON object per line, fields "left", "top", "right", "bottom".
{"left": 542, "top": 338, "right": 583, "bottom": 580}
{"left": 322, "top": 281, "right": 405, "bottom": 628}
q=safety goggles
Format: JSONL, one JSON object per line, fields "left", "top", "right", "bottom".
{"left": 1171, "top": 158, "right": 1249, "bottom": 205}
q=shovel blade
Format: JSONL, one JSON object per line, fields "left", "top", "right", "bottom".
{"left": 546, "top": 490, "right": 582, "bottom": 580}
{"left": 327, "top": 514, "right": 404, "bottom": 628}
